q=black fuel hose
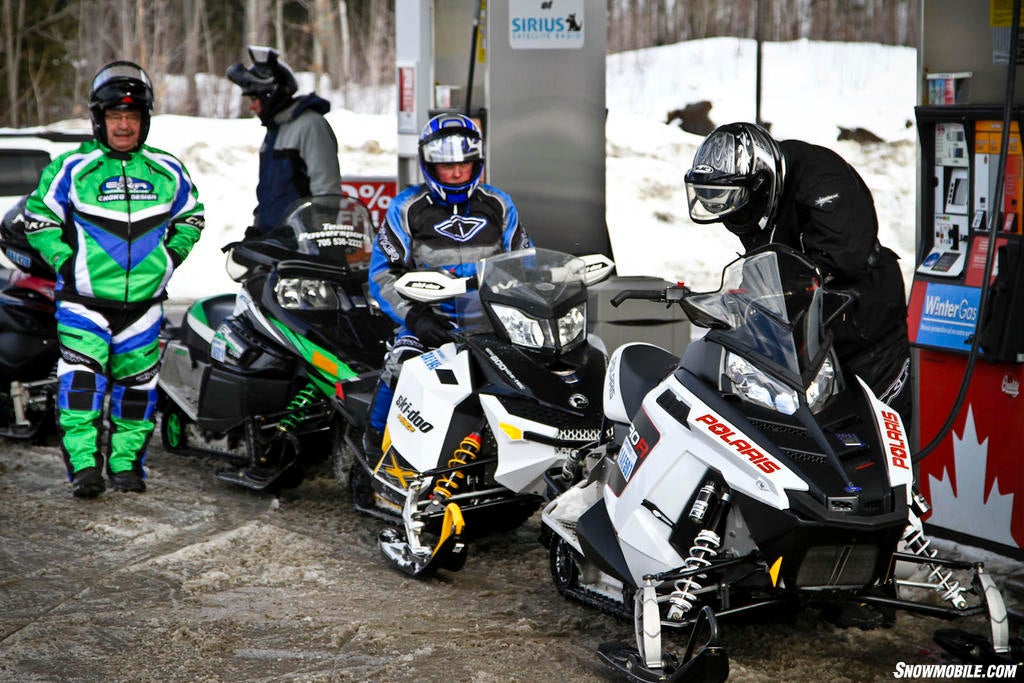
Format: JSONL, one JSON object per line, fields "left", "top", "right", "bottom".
{"left": 464, "top": 0, "right": 484, "bottom": 116}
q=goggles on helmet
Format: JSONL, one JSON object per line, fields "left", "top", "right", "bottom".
{"left": 90, "top": 64, "right": 153, "bottom": 112}
{"left": 91, "top": 64, "right": 152, "bottom": 94}
{"left": 420, "top": 131, "right": 482, "bottom": 165}
{"left": 685, "top": 180, "right": 753, "bottom": 223}
{"left": 226, "top": 62, "right": 270, "bottom": 97}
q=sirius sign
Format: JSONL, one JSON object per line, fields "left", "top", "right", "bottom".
{"left": 509, "top": 0, "right": 585, "bottom": 50}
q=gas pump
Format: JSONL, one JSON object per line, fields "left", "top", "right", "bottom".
{"left": 908, "top": 2, "right": 1024, "bottom": 558}
{"left": 916, "top": 121, "right": 971, "bottom": 278}
{"left": 911, "top": 112, "right": 1024, "bottom": 557}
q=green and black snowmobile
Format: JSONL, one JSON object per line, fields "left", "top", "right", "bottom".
{"left": 157, "top": 194, "right": 393, "bottom": 491}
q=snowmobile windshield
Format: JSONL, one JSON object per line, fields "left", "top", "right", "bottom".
{"left": 687, "top": 246, "right": 830, "bottom": 389}
{"left": 452, "top": 248, "right": 589, "bottom": 353}
{"left": 260, "top": 195, "right": 374, "bottom": 268}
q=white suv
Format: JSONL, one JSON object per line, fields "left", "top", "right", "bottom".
{"left": 0, "top": 127, "right": 92, "bottom": 215}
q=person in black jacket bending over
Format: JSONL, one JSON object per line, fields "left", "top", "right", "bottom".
{"left": 684, "top": 122, "right": 911, "bottom": 426}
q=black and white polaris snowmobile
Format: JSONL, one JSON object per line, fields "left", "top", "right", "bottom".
{"left": 336, "top": 247, "right": 615, "bottom": 576}
{"left": 541, "top": 244, "right": 1019, "bottom": 681}
{"left": 157, "top": 195, "right": 393, "bottom": 491}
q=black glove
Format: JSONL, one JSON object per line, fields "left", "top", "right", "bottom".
{"left": 406, "top": 303, "right": 454, "bottom": 347}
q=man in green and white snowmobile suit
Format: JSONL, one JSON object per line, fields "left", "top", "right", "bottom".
{"left": 23, "top": 61, "right": 204, "bottom": 498}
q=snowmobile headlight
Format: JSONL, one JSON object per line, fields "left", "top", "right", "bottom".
{"left": 492, "top": 303, "right": 546, "bottom": 348}
{"left": 490, "top": 303, "right": 585, "bottom": 351}
{"left": 275, "top": 277, "right": 340, "bottom": 310}
{"left": 725, "top": 353, "right": 799, "bottom": 415}
{"left": 557, "top": 303, "right": 586, "bottom": 347}
{"left": 805, "top": 355, "right": 837, "bottom": 414}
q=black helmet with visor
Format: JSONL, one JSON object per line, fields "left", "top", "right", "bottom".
{"left": 226, "top": 46, "right": 298, "bottom": 124}
{"left": 88, "top": 61, "right": 154, "bottom": 150}
{"left": 684, "top": 122, "right": 785, "bottom": 237}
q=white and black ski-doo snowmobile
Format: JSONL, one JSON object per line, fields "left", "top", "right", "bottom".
{"left": 541, "top": 244, "right": 1019, "bottom": 682}
{"left": 337, "top": 247, "right": 615, "bottom": 577}
{"left": 157, "top": 195, "right": 393, "bottom": 491}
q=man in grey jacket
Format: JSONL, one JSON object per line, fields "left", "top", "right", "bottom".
{"left": 227, "top": 46, "right": 341, "bottom": 237}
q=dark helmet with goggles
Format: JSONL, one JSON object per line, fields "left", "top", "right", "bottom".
{"left": 684, "top": 122, "right": 785, "bottom": 237}
{"left": 89, "top": 61, "right": 154, "bottom": 150}
{"left": 226, "top": 46, "right": 298, "bottom": 124}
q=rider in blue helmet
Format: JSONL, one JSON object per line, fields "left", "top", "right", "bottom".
{"left": 364, "top": 113, "right": 531, "bottom": 451}
{"left": 417, "top": 113, "right": 486, "bottom": 204}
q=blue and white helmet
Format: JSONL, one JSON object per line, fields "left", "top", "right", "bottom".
{"left": 418, "top": 113, "right": 484, "bottom": 204}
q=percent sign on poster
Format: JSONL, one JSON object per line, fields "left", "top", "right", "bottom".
{"left": 341, "top": 178, "right": 397, "bottom": 228}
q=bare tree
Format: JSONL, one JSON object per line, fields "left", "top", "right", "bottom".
{"left": 245, "top": 0, "right": 270, "bottom": 51}
{"left": 338, "top": 0, "right": 352, "bottom": 84}
{"left": 273, "top": 0, "right": 284, "bottom": 52}
{"left": 366, "top": 0, "right": 392, "bottom": 89}
{"left": 2, "top": 0, "right": 27, "bottom": 127}
{"left": 183, "top": 0, "right": 202, "bottom": 116}
{"left": 0, "top": 0, "right": 921, "bottom": 128}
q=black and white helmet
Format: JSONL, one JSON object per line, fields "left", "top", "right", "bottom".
{"left": 226, "top": 46, "right": 298, "bottom": 123}
{"left": 684, "top": 122, "right": 785, "bottom": 237}
{"left": 89, "top": 61, "right": 154, "bottom": 150}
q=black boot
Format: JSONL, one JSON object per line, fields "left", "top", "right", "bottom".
{"left": 109, "top": 470, "right": 146, "bottom": 493}
{"left": 71, "top": 467, "right": 106, "bottom": 498}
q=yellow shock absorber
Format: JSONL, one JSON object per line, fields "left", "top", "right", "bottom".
{"left": 432, "top": 432, "right": 483, "bottom": 501}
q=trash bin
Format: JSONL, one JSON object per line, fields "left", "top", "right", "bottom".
{"left": 588, "top": 275, "right": 691, "bottom": 355}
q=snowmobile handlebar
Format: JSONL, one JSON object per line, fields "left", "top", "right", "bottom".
{"left": 274, "top": 258, "right": 351, "bottom": 280}
{"left": 610, "top": 285, "right": 690, "bottom": 308}
{"left": 223, "top": 240, "right": 357, "bottom": 283}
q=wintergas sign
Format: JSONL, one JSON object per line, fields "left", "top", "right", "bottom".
{"left": 908, "top": 281, "right": 981, "bottom": 352}
{"left": 509, "top": 0, "right": 585, "bottom": 50}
